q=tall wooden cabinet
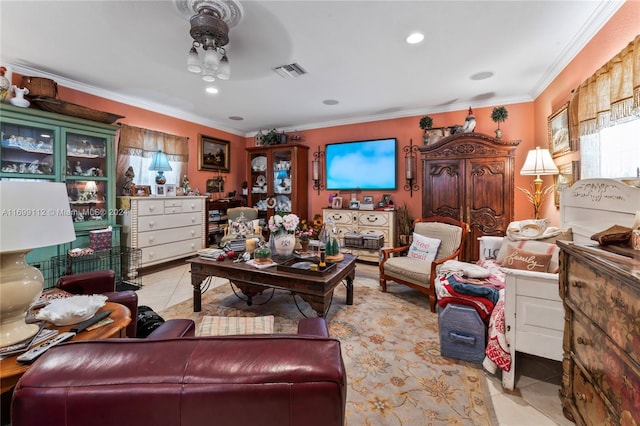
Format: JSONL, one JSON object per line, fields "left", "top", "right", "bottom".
{"left": 557, "top": 242, "right": 640, "bottom": 425}
{"left": 419, "top": 133, "right": 519, "bottom": 261}
{"left": 247, "top": 144, "right": 309, "bottom": 222}
{"left": 0, "top": 103, "right": 119, "bottom": 264}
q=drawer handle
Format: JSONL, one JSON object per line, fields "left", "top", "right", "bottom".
{"left": 576, "top": 336, "right": 592, "bottom": 346}
{"left": 148, "top": 206, "right": 155, "bottom": 212}
{"left": 149, "top": 237, "right": 155, "bottom": 243}
{"left": 571, "top": 281, "right": 585, "bottom": 288}
{"left": 191, "top": 217, "right": 196, "bottom": 223}
{"left": 191, "top": 230, "right": 195, "bottom": 236}
{"left": 148, "top": 221, "right": 155, "bottom": 228}
{"left": 366, "top": 216, "right": 378, "bottom": 223}
{"left": 149, "top": 252, "right": 154, "bottom": 259}
{"left": 575, "top": 393, "right": 587, "bottom": 401}
{"left": 332, "top": 214, "right": 342, "bottom": 220}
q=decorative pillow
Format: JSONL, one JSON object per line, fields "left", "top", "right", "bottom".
{"left": 496, "top": 238, "right": 559, "bottom": 272}
{"left": 408, "top": 233, "right": 441, "bottom": 263}
{"left": 501, "top": 245, "right": 552, "bottom": 273}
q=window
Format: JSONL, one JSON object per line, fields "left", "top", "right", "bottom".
{"left": 580, "top": 118, "right": 640, "bottom": 179}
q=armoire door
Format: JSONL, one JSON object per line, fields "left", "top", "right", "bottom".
{"left": 420, "top": 133, "right": 519, "bottom": 261}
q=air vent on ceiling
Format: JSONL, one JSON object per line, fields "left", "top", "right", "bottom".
{"left": 273, "top": 63, "right": 307, "bottom": 79}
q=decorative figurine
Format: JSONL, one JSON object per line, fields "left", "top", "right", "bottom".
{"left": 181, "top": 174, "right": 191, "bottom": 193}
{"left": 122, "top": 166, "right": 135, "bottom": 196}
{"left": 0, "top": 66, "right": 10, "bottom": 102}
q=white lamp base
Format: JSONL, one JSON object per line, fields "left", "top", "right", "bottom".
{"left": 0, "top": 251, "right": 43, "bottom": 347}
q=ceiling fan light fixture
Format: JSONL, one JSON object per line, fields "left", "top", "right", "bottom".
{"left": 187, "top": 46, "right": 202, "bottom": 73}
{"left": 216, "top": 54, "right": 230, "bottom": 80}
{"left": 179, "top": 0, "right": 243, "bottom": 83}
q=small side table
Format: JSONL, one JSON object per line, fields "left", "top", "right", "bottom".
{"left": 0, "top": 302, "right": 131, "bottom": 393}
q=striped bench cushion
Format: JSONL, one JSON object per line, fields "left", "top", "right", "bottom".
{"left": 198, "top": 315, "right": 275, "bottom": 336}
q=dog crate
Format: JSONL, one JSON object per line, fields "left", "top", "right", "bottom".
{"left": 44, "top": 247, "right": 142, "bottom": 291}
{"left": 439, "top": 304, "right": 486, "bottom": 364}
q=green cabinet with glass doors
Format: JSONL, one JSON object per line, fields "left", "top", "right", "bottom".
{"left": 0, "top": 103, "right": 120, "bottom": 265}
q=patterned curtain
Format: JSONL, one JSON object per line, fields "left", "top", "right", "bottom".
{"left": 116, "top": 124, "right": 189, "bottom": 193}
{"left": 576, "top": 34, "right": 640, "bottom": 136}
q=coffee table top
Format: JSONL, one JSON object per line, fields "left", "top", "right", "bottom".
{"left": 1, "top": 302, "right": 131, "bottom": 393}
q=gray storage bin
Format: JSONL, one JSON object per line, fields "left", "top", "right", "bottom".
{"left": 438, "top": 304, "right": 486, "bottom": 364}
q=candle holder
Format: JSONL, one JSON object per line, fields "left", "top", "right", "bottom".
{"left": 312, "top": 146, "right": 325, "bottom": 195}
{"left": 403, "top": 139, "right": 419, "bottom": 197}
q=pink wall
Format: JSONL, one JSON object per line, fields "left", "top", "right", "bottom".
{"left": 532, "top": 0, "right": 639, "bottom": 225}
{"left": 11, "top": 0, "right": 638, "bottom": 226}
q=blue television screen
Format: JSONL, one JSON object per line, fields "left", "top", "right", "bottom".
{"left": 325, "top": 138, "right": 397, "bottom": 191}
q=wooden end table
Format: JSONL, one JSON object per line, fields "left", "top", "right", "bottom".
{"left": 1, "top": 302, "right": 131, "bottom": 394}
{"left": 188, "top": 254, "right": 357, "bottom": 317}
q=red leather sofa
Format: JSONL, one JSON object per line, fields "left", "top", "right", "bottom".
{"left": 11, "top": 318, "right": 347, "bottom": 426}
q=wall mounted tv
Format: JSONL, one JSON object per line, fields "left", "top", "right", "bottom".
{"left": 325, "top": 138, "right": 397, "bottom": 191}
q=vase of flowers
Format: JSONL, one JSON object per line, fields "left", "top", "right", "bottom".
{"left": 295, "top": 219, "right": 314, "bottom": 253}
{"left": 268, "top": 213, "right": 299, "bottom": 256}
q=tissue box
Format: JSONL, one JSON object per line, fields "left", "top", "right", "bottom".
{"left": 89, "top": 229, "right": 112, "bottom": 251}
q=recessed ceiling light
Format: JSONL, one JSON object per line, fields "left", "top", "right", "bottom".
{"left": 406, "top": 32, "right": 424, "bottom": 44}
{"left": 228, "top": 116, "right": 243, "bottom": 121}
{"left": 323, "top": 99, "right": 339, "bottom": 105}
{"left": 205, "top": 87, "right": 219, "bottom": 94}
{"left": 470, "top": 71, "right": 494, "bottom": 81}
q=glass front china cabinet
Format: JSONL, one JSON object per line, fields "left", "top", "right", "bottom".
{"left": 0, "top": 103, "right": 119, "bottom": 264}
{"left": 246, "top": 144, "right": 309, "bottom": 226}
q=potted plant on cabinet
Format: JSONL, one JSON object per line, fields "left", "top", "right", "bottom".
{"left": 419, "top": 115, "right": 433, "bottom": 144}
{"left": 491, "top": 106, "right": 508, "bottom": 139}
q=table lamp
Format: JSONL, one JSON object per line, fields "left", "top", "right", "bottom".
{"left": 0, "top": 181, "right": 76, "bottom": 347}
{"left": 277, "top": 169, "right": 288, "bottom": 188}
{"left": 518, "top": 147, "right": 559, "bottom": 219}
{"left": 149, "top": 150, "right": 172, "bottom": 184}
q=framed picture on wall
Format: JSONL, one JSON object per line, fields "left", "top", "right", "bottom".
{"left": 554, "top": 160, "right": 580, "bottom": 207}
{"left": 548, "top": 102, "right": 571, "bottom": 158}
{"left": 198, "top": 135, "right": 230, "bottom": 172}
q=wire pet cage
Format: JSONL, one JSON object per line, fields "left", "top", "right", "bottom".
{"left": 36, "top": 247, "right": 142, "bottom": 291}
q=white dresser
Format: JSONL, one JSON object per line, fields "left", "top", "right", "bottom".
{"left": 323, "top": 208, "right": 396, "bottom": 263}
{"left": 118, "top": 196, "right": 206, "bottom": 269}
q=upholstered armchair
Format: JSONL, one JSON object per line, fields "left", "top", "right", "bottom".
{"left": 56, "top": 270, "right": 138, "bottom": 338}
{"left": 219, "top": 207, "right": 265, "bottom": 246}
{"left": 379, "top": 216, "right": 469, "bottom": 312}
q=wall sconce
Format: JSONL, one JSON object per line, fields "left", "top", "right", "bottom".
{"left": 312, "top": 146, "right": 325, "bottom": 195}
{"left": 403, "top": 138, "right": 419, "bottom": 197}
{"left": 518, "top": 146, "right": 559, "bottom": 219}
{"left": 149, "top": 150, "right": 172, "bottom": 184}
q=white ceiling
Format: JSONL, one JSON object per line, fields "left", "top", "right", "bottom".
{"left": 0, "top": 1, "right": 623, "bottom": 137}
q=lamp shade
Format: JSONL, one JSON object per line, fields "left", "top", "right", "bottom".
{"left": 520, "top": 147, "right": 559, "bottom": 176}
{"left": 0, "top": 181, "right": 76, "bottom": 253}
{"left": 149, "top": 150, "right": 172, "bottom": 172}
{"left": 84, "top": 181, "right": 98, "bottom": 193}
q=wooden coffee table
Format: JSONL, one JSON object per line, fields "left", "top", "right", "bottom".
{"left": 0, "top": 302, "right": 131, "bottom": 393}
{"left": 188, "top": 254, "right": 357, "bottom": 317}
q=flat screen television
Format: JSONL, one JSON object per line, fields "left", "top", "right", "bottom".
{"left": 325, "top": 138, "right": 397, "bottom": 191}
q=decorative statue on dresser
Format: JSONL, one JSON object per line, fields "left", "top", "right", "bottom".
{"left": 181, "top": 174, "right": 191, "bottom": 194}
{"left": 122, "top": 166, "right": 135, "bottom": 196}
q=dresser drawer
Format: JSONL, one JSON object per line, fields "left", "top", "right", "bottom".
{"left": 323, "top": 210, "right": 353, "bottom": 226}
{"left": 136, "top": 199, "right": 166, "bottom": 216}
{"left": 136, "top": 225, "right": 202, "bottom": 248}
{"left": 571, "top": 310, "right": 640, "bottom": 418}
{"left": 357, "top": 212, "right": 391, "bottom": 228}
{"left": 140, "top": 238, "right": 202, "bottom": 266}
{"left": 138, "top": 213, "right": 202, "bottom": 232}
{"left": 163, "top": 198, "right": 203, "bottom": 212}
{"left": 565, "top": 255, "right": 640, "bottom": 367}
{"left": 568, "top": 363, "right": 619, "bottom": 426}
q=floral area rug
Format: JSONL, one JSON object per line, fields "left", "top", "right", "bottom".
{"left": 159, "top": 273, "right": 498, "bottom": 426}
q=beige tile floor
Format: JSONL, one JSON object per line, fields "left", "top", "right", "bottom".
{"left": 137, "top": 261, "right": 573, "bottom": 426}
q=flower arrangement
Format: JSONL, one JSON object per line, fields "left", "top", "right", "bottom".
{"left": 268, "top": 213, "right": 299, "bottom": 235}
{"left": 295, "top": 219, "right": 314, "bottom": 243}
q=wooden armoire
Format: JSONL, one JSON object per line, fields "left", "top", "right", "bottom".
{"left": 419, "top": 133, "right": 520, "bottom": 261}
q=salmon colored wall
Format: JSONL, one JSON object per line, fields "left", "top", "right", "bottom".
{"left": 11, "top": 72, "right": 248, "bottom": 197}
{"left": 253, "top": 103, "right": 534, "bottom": 224}
{"left": 532, "top": 0, "right": 639, "bottom": 226}
{"left": 10, "top": 1, "right": 636, "bottom": 227}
